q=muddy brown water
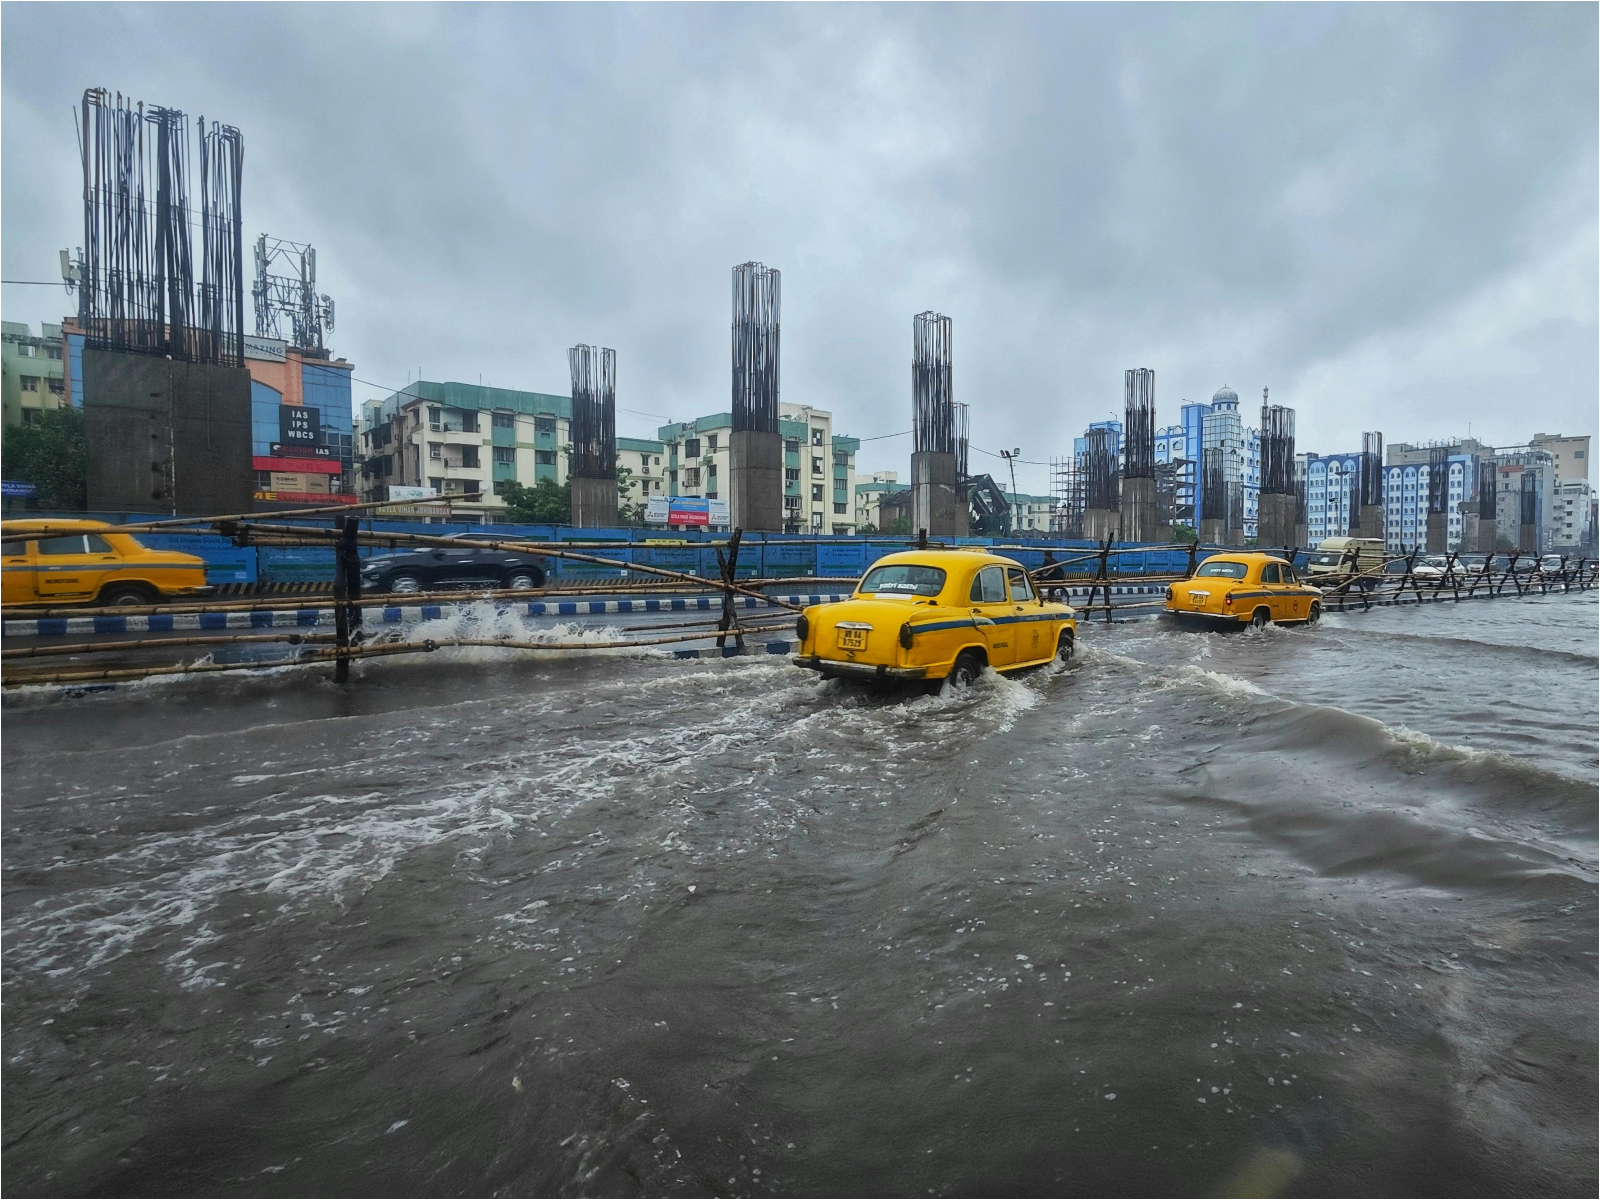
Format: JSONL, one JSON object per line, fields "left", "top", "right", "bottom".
{"left": 3, "top": 594, "right": 1595, "bottom": 1196}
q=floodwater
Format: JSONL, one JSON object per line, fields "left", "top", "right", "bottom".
{"left": 3, "top": 593, "right": 1595, "bottom": 1197}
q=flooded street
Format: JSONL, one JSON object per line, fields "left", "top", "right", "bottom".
{"left": 3, "top": 593, "right": 1595, "bottom": 1196}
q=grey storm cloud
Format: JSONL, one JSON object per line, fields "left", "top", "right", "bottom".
{"left": 3, "top": 1, "right": 1595, "bottom": 492}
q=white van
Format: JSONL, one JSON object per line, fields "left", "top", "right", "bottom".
{"left": 1304, "top": 537, "right": 1387, "bottom": 585}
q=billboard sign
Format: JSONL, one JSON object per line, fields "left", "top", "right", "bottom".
{"left": 645, "top": 496, "right": 730, "bottom": 527}
{"left": 279, "top": 404, "right": 321, "bottom": 448}
{"left": 269, "top": 442, "right": 333, "bottom": 458}
{"left": 1, "top": 480, "right": 37, "bottom": 498}
{"left": 244, "top": 335, "right": 288, "bottom": 362}
{"left": 387, "top": 485, "right": 438, "bottom": 501}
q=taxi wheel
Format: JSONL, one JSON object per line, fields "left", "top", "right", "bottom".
{"left": 1249, "top": 607, "right": 1271, "bottom": 629}
{"left": 1306, "top": 601, "right": 1321, "bottom": 625}
{"left": 100, "top": 584, "right": 157, "bottom": 607}
{"left": 1056, "top": 628, "right": 1075, "bottom": 660}
{"left": 946, "top": 650, "right": 985, "bottom": 691}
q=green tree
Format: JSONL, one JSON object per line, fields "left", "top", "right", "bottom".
{"left": 499, "top": 478, "right": 571, "bottom": 525}
{"left": 1169, "top": 524, "right": 1199, "bottom": 544}
{"left": 884, "top": 516, "right": 912, "bottom": 536}
{"left": 2, "top": 407, "right": 86, "bottom": 510}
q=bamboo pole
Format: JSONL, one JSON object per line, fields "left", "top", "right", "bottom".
{"left": 1, "top": 631, "right": 335, "bottom": 660}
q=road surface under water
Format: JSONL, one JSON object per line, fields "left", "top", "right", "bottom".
{"left": 3, "top": 593, "right": 1596, "bottom": 1196}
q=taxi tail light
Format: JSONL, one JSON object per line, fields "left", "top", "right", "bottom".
{"left": 899, "top": 622, "right": 914, "bottom": 649}
{"left": 795, "top": 613, "right": 809, "bottom": 641}
{"left": 1165, "top": 586, "right": 1173, "bottom": 601}
{"left": 1223, "top": 592, "right": 1235, "bottom": 606}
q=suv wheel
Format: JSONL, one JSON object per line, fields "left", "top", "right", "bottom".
{"left": 506, "top": 571, "right": 540, "bottom": 591}
{"left": 389, "top": 573, "right": 424, "bottom": 594}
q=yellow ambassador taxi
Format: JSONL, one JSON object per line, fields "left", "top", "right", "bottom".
{"left": 1164, "top": 551, "right": 1321, "bottom": 628}
{"left": 793, "top": 549, "right": 1076, "bottom": 687}
{"left": 1, "top": 519, "right": 212, "bottom": 607}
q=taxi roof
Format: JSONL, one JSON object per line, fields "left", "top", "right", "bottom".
{"left": 1, "top": 518, "right": 113, "bottom": 531}
{"left": 867, "top": 548, "right": 1021, "bottom": 570}
{"left": 1199, "top": 551, "right": 1290, "bottom": 565}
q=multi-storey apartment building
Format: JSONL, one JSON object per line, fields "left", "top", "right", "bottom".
{"left": 1004, "top": 492, "right": 1057, "bottom": 534}
{"left": 1530, "top": 432, "right": 1591, "bottom": 486}
{"left": 358, "top": 381, "right": 571, "bottom": 519}
{"left": 657, "top": 402, "right": 859, "bottom": 533}
{"left": 1, "top": 322, "right": 67, "bottom": 427}
{"left": 854, "top": 471, "right": 899, "bottom": 530}
{"left": 615, "top": 437, "right": 666, "bottom": 515}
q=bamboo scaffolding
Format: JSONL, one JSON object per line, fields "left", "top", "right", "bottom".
{"left": 1, "top": 631, "right": 335, "bottom": 659}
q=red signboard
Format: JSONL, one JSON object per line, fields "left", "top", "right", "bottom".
{"left": 253, "top": 455, "right": 342, "bottom": 474}
{"left": 254, "top": 491, "right": 360, "bottom": 504}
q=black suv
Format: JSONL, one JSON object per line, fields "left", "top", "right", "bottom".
{"left": 360, "top": 537, "right": 548, "bottom": 594}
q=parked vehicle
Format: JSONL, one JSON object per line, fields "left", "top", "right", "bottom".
{"left": 1303, "top": 537, "right": 1387, "bottom": 587}
{"left": 792, "top": 549, "right": 1076, "bottom": 687}
{"left": 359, "top": 541, "right": 548, "bottom": 594}
{"left": 1165, "top": 552, "right": 1322, "bottom": 628}
{"left": 0, "top": 519, "right": 212, "bottom": 607}
{"left": 1412, "top": 555, "right": 1454, "bottom": 581}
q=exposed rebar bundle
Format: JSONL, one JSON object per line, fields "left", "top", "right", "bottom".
{"left": 1478, "top": 458, "right": 1498, "bottom": 520}
{"left": 1201, "top": 447, "right": 1226, "bottom": 522}
{"left": 1085, "top": 427, "right": 1119, "bottom": 511}
{"left": 1358, "top": 431, "right": 1384, "bottom": 509}
{"left": 1519, "top": 470, "right": 1538, "bottom": 526}
{"left": 912, "top": 311, "right": 955, "bottom": 455}
{"left": 77, "top": 88, "right": 244, "bottom": 366}
{"left": 1227, "top": 481, "right": 1245, "bottom": 533}
{"left": 1259, "top": 403, "right": 1295, "bottom": 495}
{"left": 731, "top": 262, "right": 780, "bottom": 434}
{"left": 569, "top": 345, "right": 617, "bottom": 479}
{"left": 1122, "top": 368, "right": 1155, "bottom": 479}
{"left": 954, "top": 401, "right": 970, "bottom": 480}
{"left": 1427, "top": 446, "right": 1449, "bottom": 514}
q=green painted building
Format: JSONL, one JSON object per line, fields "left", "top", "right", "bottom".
{"left": 2, "top": 321, "right": 67, "bottom": 428}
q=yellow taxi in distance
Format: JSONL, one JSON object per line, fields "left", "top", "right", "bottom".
{"left": 1164, "top": 552, "right": 1321, "bottom": 628}
{"left": 1, "top": 519, "right": 212, "bottom": 607}
{"left": 793, "top": 549, "right": 1076, "bottom": 687}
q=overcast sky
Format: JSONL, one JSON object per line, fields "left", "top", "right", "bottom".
{"left": 4, "top": 2, "right": 1595, "bottom": 492}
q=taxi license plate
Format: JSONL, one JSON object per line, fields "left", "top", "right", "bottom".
{"left": 836, "top": 628, "right": 867, "bottom": 651}
{"left": 1190, "top": 593, "right": 1208, "bottom": 608}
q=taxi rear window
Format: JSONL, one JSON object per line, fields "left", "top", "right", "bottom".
{"left": 859, "top": 564, "right": 946, "bottom": 596}
{"left": 1194, "top": 561, "right": 1248, "bottom": 579}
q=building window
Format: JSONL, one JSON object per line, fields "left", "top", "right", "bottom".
{"left": 706, "top": 491, "right": 718, "bottom": 500}
{"left": 493, "top": 479, "right": 514, "bottom": 495}
{"left": 428, "top": 476, "right": 445, "bottom": 491}
{"left": 19, "top": 376, "right": 39, "bottom": 392}
{"left": 46, "top": 345, "right": 61, "bottom": 360}
{"left": 536, "top": 450, "right": 556, "bottom": 466}
{"left": 784, "top": 495, "right": 801, "bottom": 511}
{"left": 492, "top": 411, "right": 515, "bottom": 429}
{"left": 785, "top": 438, "right": 800, "bottom": 455}
{"left": 429, "top": 442, "right": 442, "bottom": 459}
{"left": 785, "top": 468, "right": 800, "bottom": 483}
{"left": 535, "top": 416, "right": 556, "bottom": 435}
{"left": 428, "top": 407, "right": 442, "bottom": 430}
{"left": 47, "top": 379, "right": 64, "bottom": 395}
{"left": 685, "top": 438, "right": 701, "bottom": 458}
{"left": 812, "top": 457, "right": 822, "bottom": 475}
{"left": 460, "top": 411, "right": 480, "bottom": 433}
{"left": 811, "top": 427, "right": 824, "bottom": 446}
{"left": 834, "top": 503, "right": 847, "bottom": 515}
{"left": 707, "top": 434, "right": 718, "bottom": 451}
{"left": 707, "top": 464, "right": 717, "bottom": 479}
{"left": 493, "top": 446, "right": 515, "bottom": 464}
{"left": 683, "top": 468, "right": 701, "bottom": 488}
{"left": 811, "top": 512, "right": 823, "bottom": 528}
{"left": 811, "top": 484, "right": 823, "bottom": 502}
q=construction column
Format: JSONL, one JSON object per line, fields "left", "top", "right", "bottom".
{"left": 911, "top": 311, "right": 959, "bottom": 536}
{"left": 1120, "top": 368, "right": 1158, "bottom": 542}
{"left": 729, "top": 262, "right": 783, "bottom": 532}
{"left": 569, "top": 345, "right": 619, "bottom": 527}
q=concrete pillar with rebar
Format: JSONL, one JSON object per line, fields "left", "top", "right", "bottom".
{"left": 569, "top": 345, "right": 619, "bottom": 528}
{"left": 911, "top": 311, "right": 959, "bottom": 537}
{"left": 730, "top": 263, "right": 783, "bottom": 532}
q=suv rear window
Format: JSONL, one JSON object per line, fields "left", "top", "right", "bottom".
{"left": 1194, "top": 561, "right": 1248, "bottom": 579}
{"left": 859, "top": 564, "right": 946, "bottom": 597}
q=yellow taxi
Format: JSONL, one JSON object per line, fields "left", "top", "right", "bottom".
{"left": 1, "top": 519, "right": 212, "bottom": 607}
{"left": 1164, "top": 551, "right": 1321, "bottom": 628}
{"left": 793, "top": 549, "right": 1076, "bottom": 687}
